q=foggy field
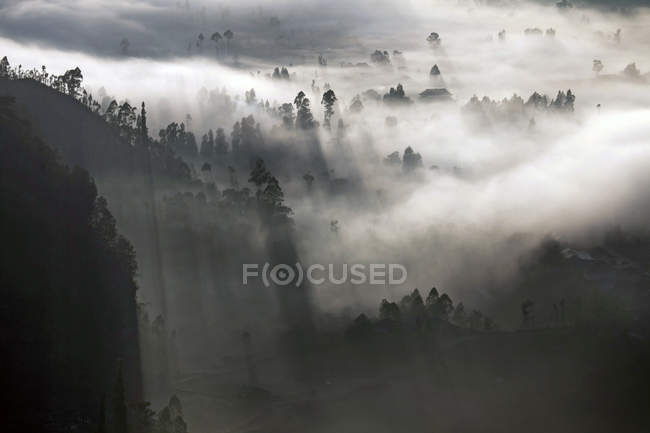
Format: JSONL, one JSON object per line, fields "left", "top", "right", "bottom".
{"left": 1, "top": 1, "right": 650, "bottom": 432}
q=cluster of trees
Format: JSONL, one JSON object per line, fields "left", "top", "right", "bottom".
{"left": 194, "top": 29, "right": 233, "bottom": 57}
{"left": 248, "top": 159, "right": 293, "bottom": 219}
{"left": 271, "top": 66, "right": 291, "bottom": 80}
{"left": 294, "top": 91, "right": 317, "bottom": 130}
{"left": 348, "top": 287, "right": 496, "bottom": 338}
{"left": 370, "top": 50, "right": 391, "bottom": 65}
{"left": 463, "top": 89, "right": 576, "bottom": 125}
{"left": 1, "top": 95, "right": 142, "bottom": 431}
{"left": 0, "top": 57, "right": 83, "bottom": 97}
{"left": 383, "top": 83, "right": 412, "bottom": 105}
{"left": 591, "top": 60, "right": 643, "bottom": 80}
{"left": 384, "top": 146, "right": 424, "bottom": 172}
{"left": 524, "top": 27, "right": 556, "bottom": 37}
{"left": 199, "top": 128, "right": 229, "bottom": 160}
{"left": 103, "top": 359, "right": 188, "bottom": 433}
{"left": 426, "top": 32, "right": 441, "bottom": 47}
{"left": 159, "top": 122, "right": 199, "bottom": 157}
{"left": 2, "top": 56, "right": 194, "bottom": 182}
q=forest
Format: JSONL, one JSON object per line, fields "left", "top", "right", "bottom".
{"left": 1, "top": 0, "right": 650, "bottom": 432}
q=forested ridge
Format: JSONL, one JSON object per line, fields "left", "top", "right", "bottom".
{"left": 0, "top": 95, "right": 142, "bottom": 431}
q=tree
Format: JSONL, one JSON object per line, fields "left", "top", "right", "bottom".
{"left": 427, "top": 32, "right": 441, "bottom": 47}
{"left": 249, "top": 159, "right": 272, "bottom": 188}
{"left": 117, "top": 102, "right": 136, "bottom": 129}
{"left": 62, "top": 67, "right": 83, "bottom": 98}
{"left": 409, "top": 289, "right": 425, "bottom": 316}
{"left": 200, "top": 129, "right": 215, "bottom": 159}
{"left": 522, "top": 299, "right": 535, "bottom": 328}
{"left": 223, "top": 29, "right": 233, "bottom": 56}
{"left": 379, "top": 299, "right": 401, "bottom": 322}
{"left": 346, "top": 313, "right": 372, "bottom": 339}
{"left": 196, "top": 33, "right": 205, "bottom": 52}
{"left": 437, "top": 294, "right": 454, "bottom": 320}
{"left": 452, "top": 302, "right": 467, "bottom": 326}
{"left": 210, "top": 32, "right": 222, "bottom": 57}
{"left": 136, "top": 102, "right": 149, "bottom": 148}
{"left": 280, "top": 103, "right": 294, "bottom": 129}
{"left": 370, "top": 50, "right": 391, "bottom": 65}
{"left": 120, "top": 38, "right": 130, "bottom": 55}
{"left": 245, "top": 88, "right": 257, "bottom": 104}
{"left": 383, "top": 84, "right": 411, "bottom": 104}
{"left": 592, "top": 59, "right": 604, "bottom": 75}
{"left": 231, "top": 121, "right": 241, "bottom": 154}
{"left": 294, "top": 91, "right": 315, "bottom": 130}
{"left": 402, "top": 146, "right": 423, "bottom": 172}
{"left": 215, "top": 128, "right": 228, "bottom": 154}
{"left": 565, "top": 89, "right": 575, "bottom": 111}
{"left": 303, "top": 172, "right": 314, "bottom": 190}
{"left": 262, "top": 176, "right": 291, "bottom": 216}
{"left": 0, "top": 56, "right": 10, "bottom": 78}
{"left": 321, "top": 89, "right": 337, "bottom": 130}
{"left": 425, "top": 287, "right": 439, "bottom": 307}
{"left": 384, "top": 151, "right": 401, "bottom": 166}
{"left": 248, "top": 159, "right": 291, "bottom": 217}
{"left": 349, "top": 96, "right": 363, "bottom": 113}
{"left": 623, "top": 62, "right": 640, "bottom": 79}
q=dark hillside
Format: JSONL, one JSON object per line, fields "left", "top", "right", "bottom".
{"left": 0, "top": 96, "right": 142, "bottom": 432}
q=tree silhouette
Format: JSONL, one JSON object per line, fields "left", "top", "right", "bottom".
{"left": 303, "top": 172, "right": 315, "bottom": 190}
{"left": 200, "top": 129, "right": 215, "bottom": 159}
{"left": 379, "top": 299, "right": 401, "bottom": 322}
{"left": 427, "top": 32, "right": 441, "bottom": 47}
{"left": 196, "top": 33, "right": 205, "bottom": 52}
{"left": 62, "top": 67, "right": 83, "bottom": 98}
{"left": 215, "top": 128, "right": 228, "bottom": 155}
{"left": 321, "top": 89, "right": 337, "bottom": 130}
{"left": 120, "top": 38, "right": 130, "bottom": 55}
{"left": 0, "top": 56, "right": 10, "bottom": 78}
{"left": 452, "top": 302, "right": 467, "bottom": 326}
{"left": 592, "top": 59, "right": 604, "bottom": 75}
{"left": 522, "top": 299, "right": 535, "bottom": 329}
{"left": 210, "top": 32, "right": 222, "bottom": 57}
{"left": 223, "top": 29, "right": 233, "bottom": 56}
{"left": 402, "top": 146, "right": 423, "bottom": 172}
{"left": 294, "top": 91, "right": 316, "bottom": 130}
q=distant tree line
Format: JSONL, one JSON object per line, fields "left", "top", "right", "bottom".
{"left": 347, "top": 287, "right": 496, "bottom": 339}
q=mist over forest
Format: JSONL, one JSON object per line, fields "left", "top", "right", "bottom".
{"left": 2, "top": 1, "right": 650, "bottom": 432}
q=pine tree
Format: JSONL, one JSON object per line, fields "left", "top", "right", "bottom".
{"left": 137, "top": 102, "right": 148, "bottom": 148}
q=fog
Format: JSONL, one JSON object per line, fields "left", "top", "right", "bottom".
{"left": 4, "top": 1, "right": 650, "bottom": 431}
{"left": 2, "top": 0, "right": 650, "bottom": 315}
